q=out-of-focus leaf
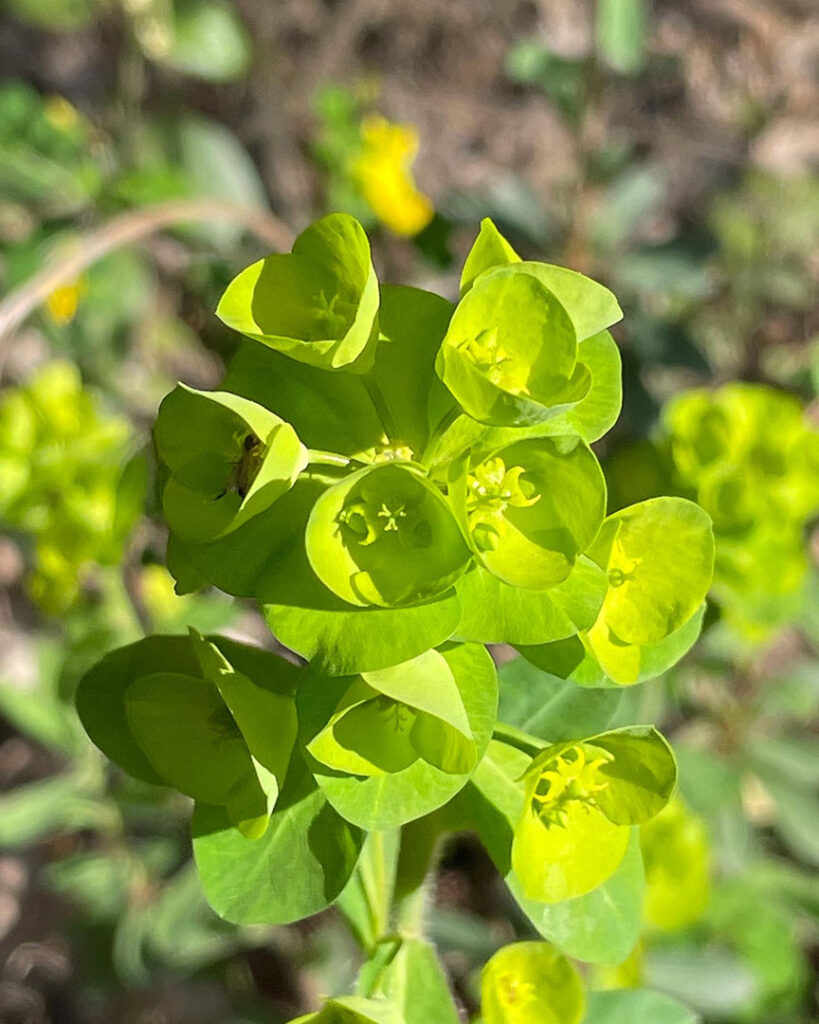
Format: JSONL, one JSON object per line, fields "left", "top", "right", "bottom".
{"left": 161, "top": 1, "right": 251, "bottom": 82}
{"left": 596, "top": 0, "right": 647, "bottom": 75}
{"left": 584, "top": 990, "right": 700, "bottom": 1024}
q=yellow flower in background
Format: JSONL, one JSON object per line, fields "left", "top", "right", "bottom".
{"left": 353, "top": 115, "right": 434, "bottom": 237}
{"left": 43, "top": 95, "right": 80, "bottom": 132}
{"left": 46, "top": 277, "right": 86, "bottom": 325}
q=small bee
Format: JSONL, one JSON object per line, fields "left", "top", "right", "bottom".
{"left": 216, "top": 433, "right": 265, "bottom": 501}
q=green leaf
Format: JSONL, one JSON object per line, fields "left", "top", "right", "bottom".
{"left": 596, "top": 0, "right": 647, "bottom": 76}
{"left": 306, "top": 462, "right": 471, "bottom": 608}
{"left": 481, "top": 942, "right": 585, "bottom": 1024}
{"left": 77, "top": 635, "right": 200, "bottom": 785}
{"left": 167, "top": 476, "right": 321, "bottom": 599}
{"left": 516, "top": 830, "right": 645, "bottom": 963}
{"left": 381, "top": 937, "right": 461, "bottom": 1024}
{"left": 450, "top": 436, "right": 606, "bottom": 590}
{"left": 262, "top": 542, "right": 461, "bottom": 675}
{"left": 125, "top": 670, "right": 266, "bottom": 820}
{"left": 192, "top": 752, "right": 364, "bottom": 925}
{"left": 497, "top": 658, "right": 622, "bottom": 741}
{"left": 217, "top": 213, "right": 381, "bottom": 371}
{"left": 191, "top": 631, "right": 299, "bottom": 834}
{"left": 454, "top": 566, "right": 574, "bottom": 645}
{"left": 76, "top": 633, "right": 301, "bottom": 821}
{"left": 299, "top": 644, "right": 498, "bottom": 830}
{"left": 584, "top": 990, "right": 699, "bottom": 1024}
{"left": 460, "top": 218, "right": 521, "bottom": 296}
{"left": 453, "top": 554, "right": 606, "bottom": 646}
{"left": 155, "top": 384, "right": 307, "bottom": 543}
{"left": 363, "top": 285, "right": 454, "bottom": 456}
{"left": 222, "top": 341, "right": 383, "bottom": 460}
{"left": 437, "top": 266, "right": 585, "bottom": 427}
{"left": 161, "top": 1, "right": 251, "bottom": 82}
{"left": 520, "top": 603, "right": 706, "bottom": 688}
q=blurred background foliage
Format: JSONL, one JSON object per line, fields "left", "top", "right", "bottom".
{"left": 0, "top": 0, "right": 817, "bottom": 1021}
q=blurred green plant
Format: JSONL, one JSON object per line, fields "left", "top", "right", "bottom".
{"left": 0, "top": 360, "right": 145, "bottom": 612}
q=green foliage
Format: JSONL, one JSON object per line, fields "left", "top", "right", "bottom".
{"left": 661, "top": 383, "right": 819, "bottom": 637}
{"left": 72, "top": 214, "right": 717, "bottom": 1017}
{"left": 0, "top": 361, "right": 144, "bottom": 612}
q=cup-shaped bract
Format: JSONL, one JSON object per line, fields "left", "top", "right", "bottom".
{"left": 481, "top": 942, "right": 585, "bottom": 1024}
{"left": 154, "top": 384, "right": 308, "bottom": 544}
{"left": 76, "top": 634, "right": 299, "bottom": 839}
{"left": 436, "top": 266, "right": 588, "bottom": 426}
{"left": 306, "top": 649, "right": 477, "bottom": 778}
{"left": 450, "top": 437, "right": 606, "bottom": 590}
{"left": 512, "top": 727, "right": 676, "bottom": 903}
{"left": 583, "top": 497, "right": 714, "bottom": 681}
{"left": 216, "top": 213, "right": 380, "bottom": 371}
{"left": 306, "top": 462, "right": 472, "bottom": 607}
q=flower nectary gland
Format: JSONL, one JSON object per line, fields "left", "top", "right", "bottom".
{"left": 336, "top": 490, "right": 432, "bottom": 551}
{"left": 458, "top": 328, "right": 531, "bottom": 396}
{"left": 496, "top": 972, "right": 536, "bottom": 1010}
{"left": 530, "top": 744, "right": 613, "bottom": 828}
{"left": 465, "top": 456, "right": 540, "bottom": 552}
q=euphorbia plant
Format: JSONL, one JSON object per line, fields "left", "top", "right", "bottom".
{"left": 76, "top": 214, "right": 714, "bottom": 1020}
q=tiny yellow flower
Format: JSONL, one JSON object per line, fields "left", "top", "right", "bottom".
{"left": 45, "top": 278, "right": 86, "bottom": 326}
{"left": 353, "top": 115, "right": 434, "bottom": 236}
{"left": 43, "top": 95, "right": 79, "bottom": 132}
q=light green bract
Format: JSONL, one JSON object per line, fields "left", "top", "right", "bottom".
{"left": 450, "top": 436, "right": 606, "bottom": 589}
{"left": 217, "top": 212, "right": 380, "bottom": 371}
{"left": 513, "top": 726, "right": 676, "bottom": 903}
{"left": 72, "top": 214, "right": 716, "bottom": 1009}
{"left": 154, "top": 383, "right": 308, "bottom": 543}
{"left": 437, "top": 223, "right": 622, "bottom": 427}
{"left": 481, "top": 942, "right": 585, "bottom": 1024}
{"left": 306, "top": 461, "right": 471, "bottom": 607}
{"left": 307, "top": 649, "right": 477, "bottom": 777}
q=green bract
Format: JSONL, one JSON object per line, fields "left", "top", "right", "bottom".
{"left": 450, "top": 436, "right": 606, "bottom": 589}
{"left": 154, "top": 383, "right": 308, "bottom": 543}
{"left": 306, "top": 462, "right": 471, "bottom": 607}
{"left": 481, "top": 942, "right": 585, "bottom": 1024}
{"left": 299, "top": 643, "right": 497, "bottom": 830}
{"left": 76, "top": 633, "right": 299, "bottom": 838}
{"left": 436, "top": 224, "right": 622, "bottom": 427}
{"left": 217, "top": 212, "right": 380, "bottom": 371}
{"left": 306, "top": 648, "right": 476, "bottom": 777}
{"left": 513, "top": 727, "right": 677, "bottom": 902}
{"left": 71, "top": 214, "right": 718, "bottom": 1011}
